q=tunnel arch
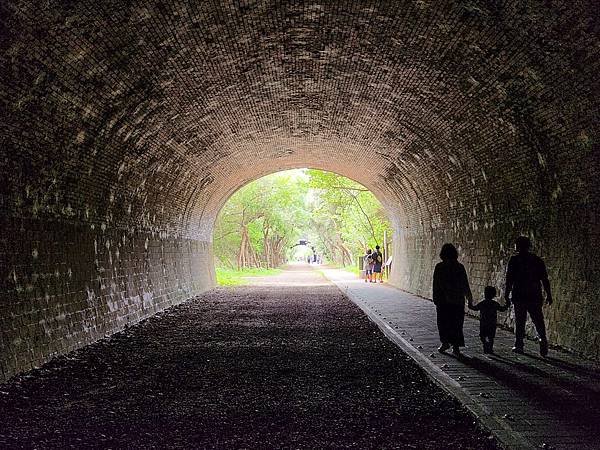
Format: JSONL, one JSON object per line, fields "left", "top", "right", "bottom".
{"left": 196, "top": 155, "right": 405, "bottom": 241}
{"left": 1, "top": 0, "right": 599, "bottom": 380}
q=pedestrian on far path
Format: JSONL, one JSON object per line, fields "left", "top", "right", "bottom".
{"left": 468, "top": 286, "right": 509, "bottom": 354}
{"left": 433, "top": 243, "right": 473, "bottom": 356}
{"left": 505, "top": 236, "right": 552, "bottom": 356}
{"left": 372, "top": 245, "right": 384, "bottom": 283}
{"left": 363, "top": 249, "right": 374, "bottom": 283}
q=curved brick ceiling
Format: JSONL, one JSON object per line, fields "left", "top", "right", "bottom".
{"left": 2, "top": 1, "right": 596, "bottom": 238}
{"left": 0, "top": 0, "right": 599, "bottom": 376}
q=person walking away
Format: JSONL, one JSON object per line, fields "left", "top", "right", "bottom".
{"left": 468, "top": 286, "right": 509, "bottom": 354}
{"left": 505, "top": 236, "right": 552, "bottom": 356}
{"left": 372, "top": 245, "right": 384, "bottom": 283}
{"left": 433, "top": 243, "right": 473, "bottom": 356}
{"left": 363, "top": 249, "right": 373, "bottom": 283}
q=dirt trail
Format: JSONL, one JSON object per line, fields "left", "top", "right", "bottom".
{"left": 0, "top": 264, "right": 497, "bottom": 449}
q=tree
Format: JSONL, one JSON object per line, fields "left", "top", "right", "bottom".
{"left": 213, "top": 169, "right": 392, "bottom": 269}
{"left": 306, "top": 170, "right": 392, "bottom": 266}
{"left": 213, "top": 172, "right": 309, "bottom": 269}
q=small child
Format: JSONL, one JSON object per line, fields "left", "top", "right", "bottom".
{"left": 468, "top": 286, "right": 509, "bottom": 354}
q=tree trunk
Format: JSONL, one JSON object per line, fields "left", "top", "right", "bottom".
{"left": 263, "top": 222, "right": 271, "bottom": 268}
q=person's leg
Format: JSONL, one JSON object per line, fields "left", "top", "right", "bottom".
{"left": 488, "top": 328, "right": 496, "bottom": 353}
{"left": 480, "top": 324, "right": 492, "bottom": 353}
{"left": 436, "top": 304, "right": 451, "bottom": 352}
{"left": 513, "top": 302, "right": 527, "bottom": 352}
{"left": 480, "top": 335, "right": 487, "bottom": 352}
{"left": 451, "top": 305, "right": 465, "bottom": 355}
{"left": 487, "top": 337, "right": 494, "bottom": 353}
{"left": 528, "top": 302, "right": 548, "bottom": 356}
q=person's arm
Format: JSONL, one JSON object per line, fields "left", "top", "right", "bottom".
{"left": 505, "top": 257, "right": 514, "bottom": 302}
{"left": 467, "top": 300, "right": 479, "bottom": 311}
{"left": 540, "top": 260, "right": 553, "bottom": 305}
{"left": 497, "top": 301, "right": 509, "bottom": 312}
{"left": 462, "top": 265, "right": 473, "bottom": 304}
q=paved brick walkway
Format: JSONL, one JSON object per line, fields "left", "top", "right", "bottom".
{"left": 323, "top": 268, "right": 600, "bottom": 450}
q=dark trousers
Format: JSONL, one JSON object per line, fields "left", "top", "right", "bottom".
{"left": 480, "top": 325, "right": 496, "bottom": 350}
{"left": 436, "top": 303, "right": 465, "bottom": 347}
{"left": 514, "top": 301, "right": 547, "bottom": 348}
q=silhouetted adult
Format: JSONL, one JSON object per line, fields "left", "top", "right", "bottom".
{"left": 433, "top": 243, "right": 473, "bottom": 356}
{"left": 505, "top": 236, "right": 552, "bottom": 356}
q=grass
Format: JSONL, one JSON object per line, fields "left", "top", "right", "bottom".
{"left": 338, "top": 265, "right": 360, "bottom": 276}
{"left": 315, "top": 264, "right": 360, "bottom": 279}
{"left": 215, "top": 267, "right": 283, "bottom": 286}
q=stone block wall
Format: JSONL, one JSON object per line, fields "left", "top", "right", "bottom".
{"left": 391, "top": 198, "right": 600, "bottom": 359}
{"left": 0, "top": 216, "right": 214, "bottom": 381}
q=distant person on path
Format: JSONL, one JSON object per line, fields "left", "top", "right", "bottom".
{"left": 372, "top": 245, "right": 384, "bottom": 283}
{"left": 363, "top": 249, "right": 374, "bottom": 283}
{"left": 505, "top": 236, "right": 552, "bottom": 356}
{"left": 468, "top": 286, "right": 509, "bottom": 354}
{"left": 433, "top": 243, "right": 473, "bottom": 356}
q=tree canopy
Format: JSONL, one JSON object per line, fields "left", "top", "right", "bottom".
{"left": 213, "top": 169, "right": 391, "bottom": 269}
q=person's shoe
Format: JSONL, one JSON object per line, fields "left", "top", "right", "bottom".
{"left": 438, "top": 343, "right": 450, "bottom": 353}
{"left": 539, "top": 339, "right": 549, "bottom": 357}
{"left": 364, "top": 279, "right": 368, "bottom": 283}
{"left": 512, "top": 346, "right": 524, "bottom": 354}
{"left": 452, "top": 345, "right": 461, "bottom": 356}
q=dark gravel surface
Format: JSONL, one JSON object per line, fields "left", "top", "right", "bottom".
{"left": 0, "top": 282, "right": 499, "bottom": 449}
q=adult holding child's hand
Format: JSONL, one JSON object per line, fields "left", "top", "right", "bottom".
{"left": 433, "top": 243, "right": 473, "bottom": 356}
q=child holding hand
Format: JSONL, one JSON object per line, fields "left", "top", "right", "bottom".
{"left": 468, "top": 286, "right": 509, "bottom": 354}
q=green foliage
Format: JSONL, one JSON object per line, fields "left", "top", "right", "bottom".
{"left": 214, "top": 171, "right": 310, "bottom": 269}
{"left": 213, "top": 169, "right": 392, "bottom": 269}
{"left": 216, "top": 267, "right": 283, "bottom": 286}
{"left": 339, "top": 265, "right": 360, "bottom": 275}
{"left": 305, "top": 170, "right": 392, "bottom": 266}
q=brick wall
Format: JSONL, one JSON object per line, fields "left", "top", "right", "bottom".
{"left": 391, "top": 197, "right": 600, "bottom": 358}
{"left": 0, "top": 216, "right": 214, "bottom": 381}
{"left": 1, "top": 0, "right": 598, "bottom": 379}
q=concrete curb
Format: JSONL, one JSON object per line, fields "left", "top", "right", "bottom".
{"left": 327, "top": 277, "right": 536, "bottom": 450}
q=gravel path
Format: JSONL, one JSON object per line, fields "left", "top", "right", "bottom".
{"left": 0, "top": 266, "right": 498, "bottom": 449}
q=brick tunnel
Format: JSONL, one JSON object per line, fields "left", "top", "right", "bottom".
{"left": 1, "top": 1, "right": 599, "bottom": 382}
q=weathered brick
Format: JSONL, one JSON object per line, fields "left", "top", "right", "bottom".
{"left": 0, "top": 1, "right": 599, "bottom": 380}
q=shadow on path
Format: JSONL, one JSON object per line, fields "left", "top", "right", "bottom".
{"left": 458, "top": 353, "right": 600, "bottom": 431}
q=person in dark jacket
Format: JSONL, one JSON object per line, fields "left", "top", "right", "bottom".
{"left": 468, "top": 286, "right": 509, "bottom": 354}
{"left": 372, "top": 245, "right": 384, "bottom": 283}
{"left": 505, "top": 236, "right": 553, "bottom": 356}
{"left": 433, "top": 243, "right": 473, "bottom": 356}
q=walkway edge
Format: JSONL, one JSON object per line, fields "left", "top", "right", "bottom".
{"left": 327, "top": 277, "right": 535, "bottom": 450}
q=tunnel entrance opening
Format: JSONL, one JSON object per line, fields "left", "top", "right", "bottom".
{"left": 1, "top": 0, "right": 599, "bottom": 384}
{"left": 212, "top": 168, "right": 393, "bottom": 286}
